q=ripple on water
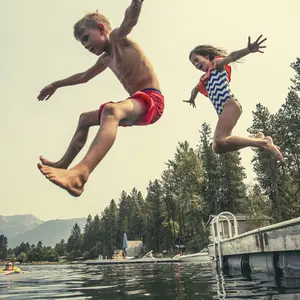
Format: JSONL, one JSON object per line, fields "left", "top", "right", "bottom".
{"left": 1, "top": 263, "right": 300, "bottom": 299}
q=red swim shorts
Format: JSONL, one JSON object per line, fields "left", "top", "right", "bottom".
{"left": 98, "top": 88, "right": 164, "bottom": 126}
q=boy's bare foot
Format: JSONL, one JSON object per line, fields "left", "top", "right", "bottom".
{"left": 39, "top": 156, "right": 67, "bottom": 169}
{"left": 263, "top": 136, "right": 283, "bottom": 161}
{"left": 249, "top": 132, "right": 265, "bottom": 139}
{"left": 37, "top": 163, "right": 88, "bottom": 197}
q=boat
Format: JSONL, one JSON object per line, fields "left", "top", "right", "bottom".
{"left": 84, "top": 251, "right": 181, "bottom": 265}
{"left": 176, "top": 248, "right": 212, "bottom": 263}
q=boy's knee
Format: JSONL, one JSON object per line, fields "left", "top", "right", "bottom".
{"left": 102, "top": 103, "right": 123, "bottom": 120}
{"left": 78, "top": 112, "right": 90, "bottom": 128}
{"left": 212, "top": 137, "right": 227, "bottom": 154}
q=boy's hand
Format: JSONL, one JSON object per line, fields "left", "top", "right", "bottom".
{"left": 38, "top": 83, "right": 57, "bottom": 101}
{"left": 247, "top": 35, "right": 267, "bottom": 53}
{"left": 183, "top": 99, "right": 196, "bottom": 108}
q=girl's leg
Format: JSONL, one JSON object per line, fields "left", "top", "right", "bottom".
{"left": 212, "top": 99, "right": 282, "bottom": 160}
{"left": 38, "top": 98, "right": 146, "bottom": 197}
{"left": 40, "top": 110, "right": 100, "bottom": 169}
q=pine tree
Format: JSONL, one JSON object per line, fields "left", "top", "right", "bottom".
{"left": 242, "top": 184, "right": 272, "bottom": 230}
{"left": 145, "top": 179, "right": 165, "bottom": 252}
{"left": 0, "top": 235, "right": 8, "bottom": 259}
{"left": 248, "top": 104, "right": 283, "bottom": 221}
{"left": 66, "top": 223, "right": 83, "bottom": 259}
{"left": 117, "top": 191, "right": 130, "bottom": 247}
{"left": 218, "top": 152, "right": 247, "bottom": 213}
{"left": 82, "top": 215, "right": 93, "bottom": 253}
{"left": 291, "top": 57, "right": 300, "bottom": 91}
{"left": 161, "top": 141, "right": 204, "bottom": 250}
{"left": 198, "top": 123, "right": 220, "bottom": 215}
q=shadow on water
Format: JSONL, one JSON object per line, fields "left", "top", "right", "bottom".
{"left": 72, "top": 263, "right": 214, "bottom": 300}
{"left": 1, "top": 253, "right": 300, "bottom": 300}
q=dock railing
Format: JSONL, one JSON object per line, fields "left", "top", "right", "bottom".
{"left": 211, "top": 212, "right": 239, "bottom": 269}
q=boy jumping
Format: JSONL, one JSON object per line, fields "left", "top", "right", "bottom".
{"left": 37, "top": 0, "right": 164, "bottom": 197}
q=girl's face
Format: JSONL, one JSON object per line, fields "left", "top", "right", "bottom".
{"left": 190, "top": 53, "right": 212, "bottom": 72}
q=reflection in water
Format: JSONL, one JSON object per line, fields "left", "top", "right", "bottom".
{"left": 0, "top": 262, "right": 300, "bottom": 299}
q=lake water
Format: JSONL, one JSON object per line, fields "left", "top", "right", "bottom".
{"left": 1, "top": 263, "right": 300, "bottom": 299}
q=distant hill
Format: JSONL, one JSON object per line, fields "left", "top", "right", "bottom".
{"left": 0, "top": 214, "right": 87, "bottom": 248}
{"left": 0, "top": 214, "right": 43, "bottom": 241}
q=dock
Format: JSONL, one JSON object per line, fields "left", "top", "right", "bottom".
{"left": 208, "top": 212, "right": 300, "bottom": 270}
{"left": 85, "top": 213, "right": 300, "bottom": 269}
{"left": 84, "top": 257, "right": 181, "bottom": 265}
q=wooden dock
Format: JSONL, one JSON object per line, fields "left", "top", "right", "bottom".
{"left": 207, "top": 212, "right": 300, "bottom": 269}
{"left": 84, "top": 257, "right": 181, "bottom": 265}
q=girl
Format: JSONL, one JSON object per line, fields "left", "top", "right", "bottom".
{"left": 184, "top": 35, "right": 282, "bottom": 161}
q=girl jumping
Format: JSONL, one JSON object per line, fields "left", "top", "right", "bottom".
{"left": 184, "top": 35, "right": 282, "bottom": 161}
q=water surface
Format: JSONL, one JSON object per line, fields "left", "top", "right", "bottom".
{"left": 1, "top": 263, "right": 300, "bottom": 299}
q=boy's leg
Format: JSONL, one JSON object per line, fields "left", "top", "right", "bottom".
{"left": 38, "top": 98, "right": 146, "bottom": 197}
{"left": 212, "top": 99, "right": 282, "bottom": 160}
{"left": 40, "top": 110, "right": 100, "bottom": 169}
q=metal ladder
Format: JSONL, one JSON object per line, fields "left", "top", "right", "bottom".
{"left": 211, "top": 212, "right": 239, "bottom": 269}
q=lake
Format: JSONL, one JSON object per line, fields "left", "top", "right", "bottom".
{"left": 1, "top": 263, "right": 300, "bottom": 299}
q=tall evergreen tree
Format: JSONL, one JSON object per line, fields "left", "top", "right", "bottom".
{"left": 0, "top": 235, "right": 8, "bottom": 259}
{"left": 218, "top": 152, "right": 247, "bottom": 213}
{"left": 199, "top": 123, "right": 220, "bottom": 215}
{"left": 291, "top": 57, "right": 300, "bottom": 91}
{"left": 67, "top": 223, "right": 83, "bottom": 259}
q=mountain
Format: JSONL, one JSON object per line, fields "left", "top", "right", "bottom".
{"left": 0, "top": 214, "right": 43, "bottom": 241}
{"left": 0, "top": 215, "right": 87, "bottom": 248}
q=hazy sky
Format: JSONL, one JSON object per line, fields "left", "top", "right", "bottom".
{"left": 1, "top": 0, "right": 299, "bottom": 221}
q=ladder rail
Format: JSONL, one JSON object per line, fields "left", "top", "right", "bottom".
{"left": 210, "top": 211, "right": 239, "bottom": 269}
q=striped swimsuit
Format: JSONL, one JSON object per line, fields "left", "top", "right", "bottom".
{"left": 197, "top": 57, "right": 237, "bottom": 116}
{"left": 206, "top": 69, "right": 233, "bottom": 115}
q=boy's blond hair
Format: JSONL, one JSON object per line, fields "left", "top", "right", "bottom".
{"left": 73, "top": 11, "right": 112, "bottom": 40}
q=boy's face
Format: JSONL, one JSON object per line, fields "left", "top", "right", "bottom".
{"left": 79, "top": 25, "right": 108, "bottom": 56}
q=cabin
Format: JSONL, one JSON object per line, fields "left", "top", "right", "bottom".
{"left": 206, "top": 214, "right": 272, "bottom": 239}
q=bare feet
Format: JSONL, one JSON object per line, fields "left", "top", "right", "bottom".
{"left": 263, "top": 136, "right": 283, "bottom": 161}
{"left": 37, "top": 163, "right": 88, "bottom": 197}
{"left": 249, "top": 132, "right": 265, "bottom": 139}
{"left": 39, "top": 156, "right": 68, "bottom": 169}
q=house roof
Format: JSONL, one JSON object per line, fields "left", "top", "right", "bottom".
{"left": 205, "top": 214, "right": 271, "bottom": 227}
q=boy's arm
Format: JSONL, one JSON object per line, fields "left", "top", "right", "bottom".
{"left": 55, "top": 55, "right": 108, "bottom": 87}
{"left": 38, "top": 55, "right": 108, "bottom": 101}
{"left": 115, "top": 0, "right": 144, "bottom": 39}
{"left": 214, "top": 35, "right": 267, "bottom": 69}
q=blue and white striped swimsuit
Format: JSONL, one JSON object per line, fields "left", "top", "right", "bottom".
{"left": 206, "top": 69, "right": 234, "bottom": 116}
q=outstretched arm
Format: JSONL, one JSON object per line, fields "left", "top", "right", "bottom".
{"left": 214, "top": 35, "right": 267, "bottom": 69}
{"left": 55, "top": 57, "right": 107, "bottom": 87}
{"left": 183, "top": 84, "right": 199, "bottom": 108}
{"left": 38, "top": 55, "right": 108, "bottom": 101}
{"left": 116, "top": 0, "right": 144, "bottom": 39}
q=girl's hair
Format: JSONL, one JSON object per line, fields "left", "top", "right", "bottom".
{"left": 189, "top": 45, "right": 228, "bottom": 61}
{"left": 73, "top": 11, "right": 112, "bottom": 41}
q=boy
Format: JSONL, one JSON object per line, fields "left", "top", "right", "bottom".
{"left": 37, "top": 0, "right": 164, "bottom": 197}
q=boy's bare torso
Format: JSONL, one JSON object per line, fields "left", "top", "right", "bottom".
{"left": 100, "top": 30, "right": 160, "bottom": 95}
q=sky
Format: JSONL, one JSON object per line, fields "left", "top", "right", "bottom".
{"left": 0, "top": 0, "right": 299, "bottom": 221}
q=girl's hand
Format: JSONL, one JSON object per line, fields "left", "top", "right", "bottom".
{"left": 183, "top": 98, "right": 196, "bottom": 108}
{"left": 38, "top": 83, "right": 57, "bottom": 101}
{"left": 247, "top": 35, "right": 267, "bottom": 53}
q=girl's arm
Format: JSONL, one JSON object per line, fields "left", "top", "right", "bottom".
{"left": 183, "top": 85, "right": 199, "bottom": 108}
{"left": 214, "top": 35, "right": 267, "bottom": 69}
